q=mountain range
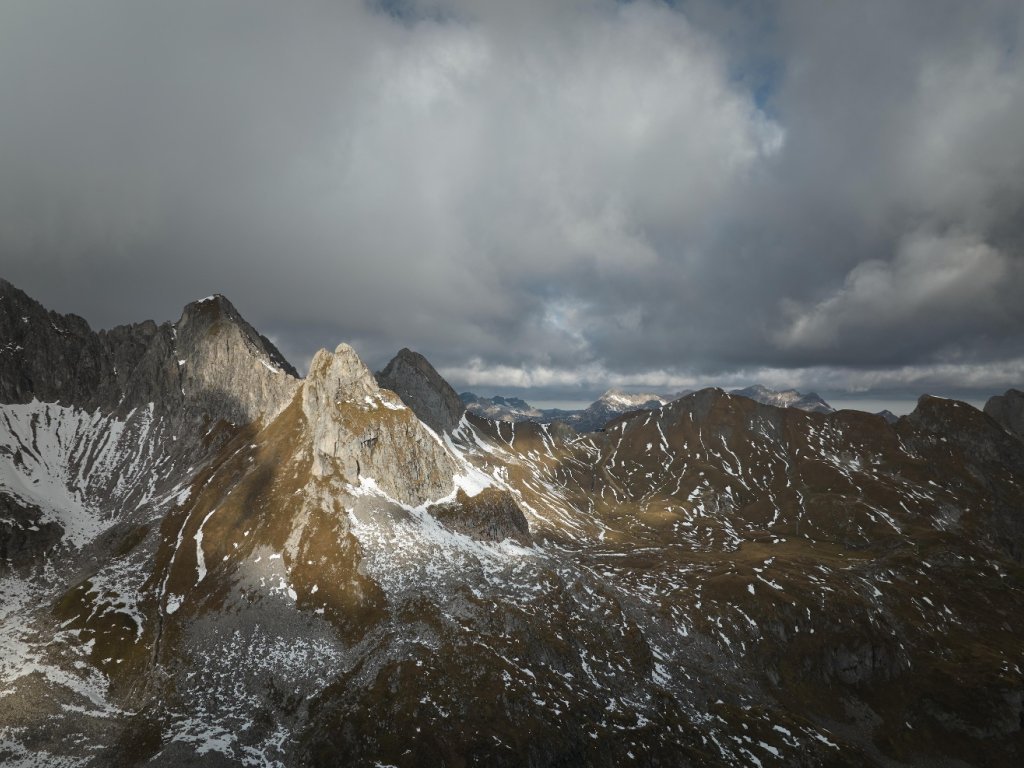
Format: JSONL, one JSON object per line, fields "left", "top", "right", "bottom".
{"left": 1, "top": 277, "right": 1023, "bottom": 767}
{"left": 462, "top": 385, "right": 833, "bottom": 432}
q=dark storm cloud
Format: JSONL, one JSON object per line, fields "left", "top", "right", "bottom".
{"left": 1, "top": 0, "right": 1022, "bottom": 402}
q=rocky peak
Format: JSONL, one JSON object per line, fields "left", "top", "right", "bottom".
{"left": 305, "top": 343, "right": 380, "bottom": 409}
{"left": 904, "top": 394, "right": 1024, "bottom": 562}
{"left": 984, "top": 388, "right": 1024, "bottom": 441}
{"left": 175, "top": 294, "right": 298, "bottom": 377}
{"left": 876, "top": 409, "right": 899, "bottom": 424}
{"left": 667, "top": 387, "right": 748, "bottom": 427}
{"left": 376, "top": 347, "right": 464, "bottom": 435}
{"left": 172, "top": 294, "right": 300, "bottom": 425}
{"left": 302, "top": 344, "right": 458, "bottom": 506}
{"left": 1, "top": 280, "right": 300, "bottom": 425}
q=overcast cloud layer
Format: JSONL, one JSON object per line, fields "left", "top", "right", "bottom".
{"left": 1, "top": 0, "right": 1022, "bottom": 407}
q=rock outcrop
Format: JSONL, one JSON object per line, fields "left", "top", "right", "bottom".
{"left": 0, "top": 495, "right": 63, "bottom": 569}
{"left": 985, "top": 388, "right": 1024, "bottom": 441}
{"left": 376, "top": 348, "right": 465, "bottom": 436}
{"left": 304, "top": 344, "right": 459, "bottom": 506}
{"left": 428, "top": 487, "right": 531, "bottom": 545}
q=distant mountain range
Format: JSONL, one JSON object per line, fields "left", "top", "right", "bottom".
{"left": 3, "top": 276, "right": 1024, "bottom": 767}
{"left": 728, "top": 384, "right": 834, "bottom": 414}
{"left": 462, "top": 384, "right": 834, "bottom": 432}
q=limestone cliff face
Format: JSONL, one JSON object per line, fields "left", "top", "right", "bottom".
{"left": 0, "top": 280, "right": 299, "bottom": 428}
{"left": 376, "top": 347, "right": 464, "bottom": 435}
{"left": 173, "top": 295, "right": 300, "bottom": 426}
{"left": 302, "top": 344, "right": 458, "bottom": 507}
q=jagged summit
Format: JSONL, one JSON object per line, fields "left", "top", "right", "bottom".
{"left": 0, "top": 276, "right": 129, "bottom": 407}
{"left": 305, "top": 343, "right": 458, "bottom": 505}
{"left": 0, "top": 279, "right": 300, "bottom": 425}
{"left": 460, "top": 393, "right": 533, "bottom": 410}
{"left": 307, "top": 343, "right": 380, "bottom": 402}
{"left": 177, "top": 292, "right": 298, "bottom": 377}
{"left": 376, "top": 347, "right": 464, "bottom": 435}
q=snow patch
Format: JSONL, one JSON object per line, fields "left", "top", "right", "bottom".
{"left": 166, "top": 594, "right": 183, "bottom": 615}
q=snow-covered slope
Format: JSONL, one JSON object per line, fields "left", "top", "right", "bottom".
{"left": 0, "top": 400, "right": 167, "bottom": 548}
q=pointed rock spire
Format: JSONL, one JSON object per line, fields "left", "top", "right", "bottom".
{"left": 302, "top": 344, "right": 458, "bottom": 506}
{"left": 172, "top": 293, "right": 300, "bottom": 425}
{"left": 376, "top": 348, "right": 464, "bottom": 435}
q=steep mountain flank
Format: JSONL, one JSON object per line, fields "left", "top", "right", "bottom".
{"left": 376, "top": 347, "right": 464, "bottom": 435}
{"left": 0, "top": 286, "right": 303, "bottom": 579}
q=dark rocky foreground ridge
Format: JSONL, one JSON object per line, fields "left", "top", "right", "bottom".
{"left": 1, "top": 277, "right": 1023, "bottom": 767}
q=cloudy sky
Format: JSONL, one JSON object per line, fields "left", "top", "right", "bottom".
{"left": 1, "top": 0, "right": 1022, "bottom": 412}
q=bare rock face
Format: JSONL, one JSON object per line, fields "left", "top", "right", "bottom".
{"left": 174, "top": 295, "right": 300, "bottom": 426}
{"left": 428, "top": 487, "right": 531, "bottom": 544}
{"left": 985, "top": 388, "right": 1024, "bottom": 441}
{"left": 0, "top": 495, "right": 63, "bottom": 569}
{"left": 376, "top": 348, "right": 464, "bottom": 435}
{"left": 302, "top": 344, "right": 458, "bottom": 507}
{"left": 0, "top": 277, "right": 142, "bottom": 408}
{"left": 0, "top": 280, "right": 299, "bottom": 428}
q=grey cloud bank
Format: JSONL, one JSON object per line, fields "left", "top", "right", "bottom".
{"left": 1, "top": 0, "right": 1021, "bottom": 409}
